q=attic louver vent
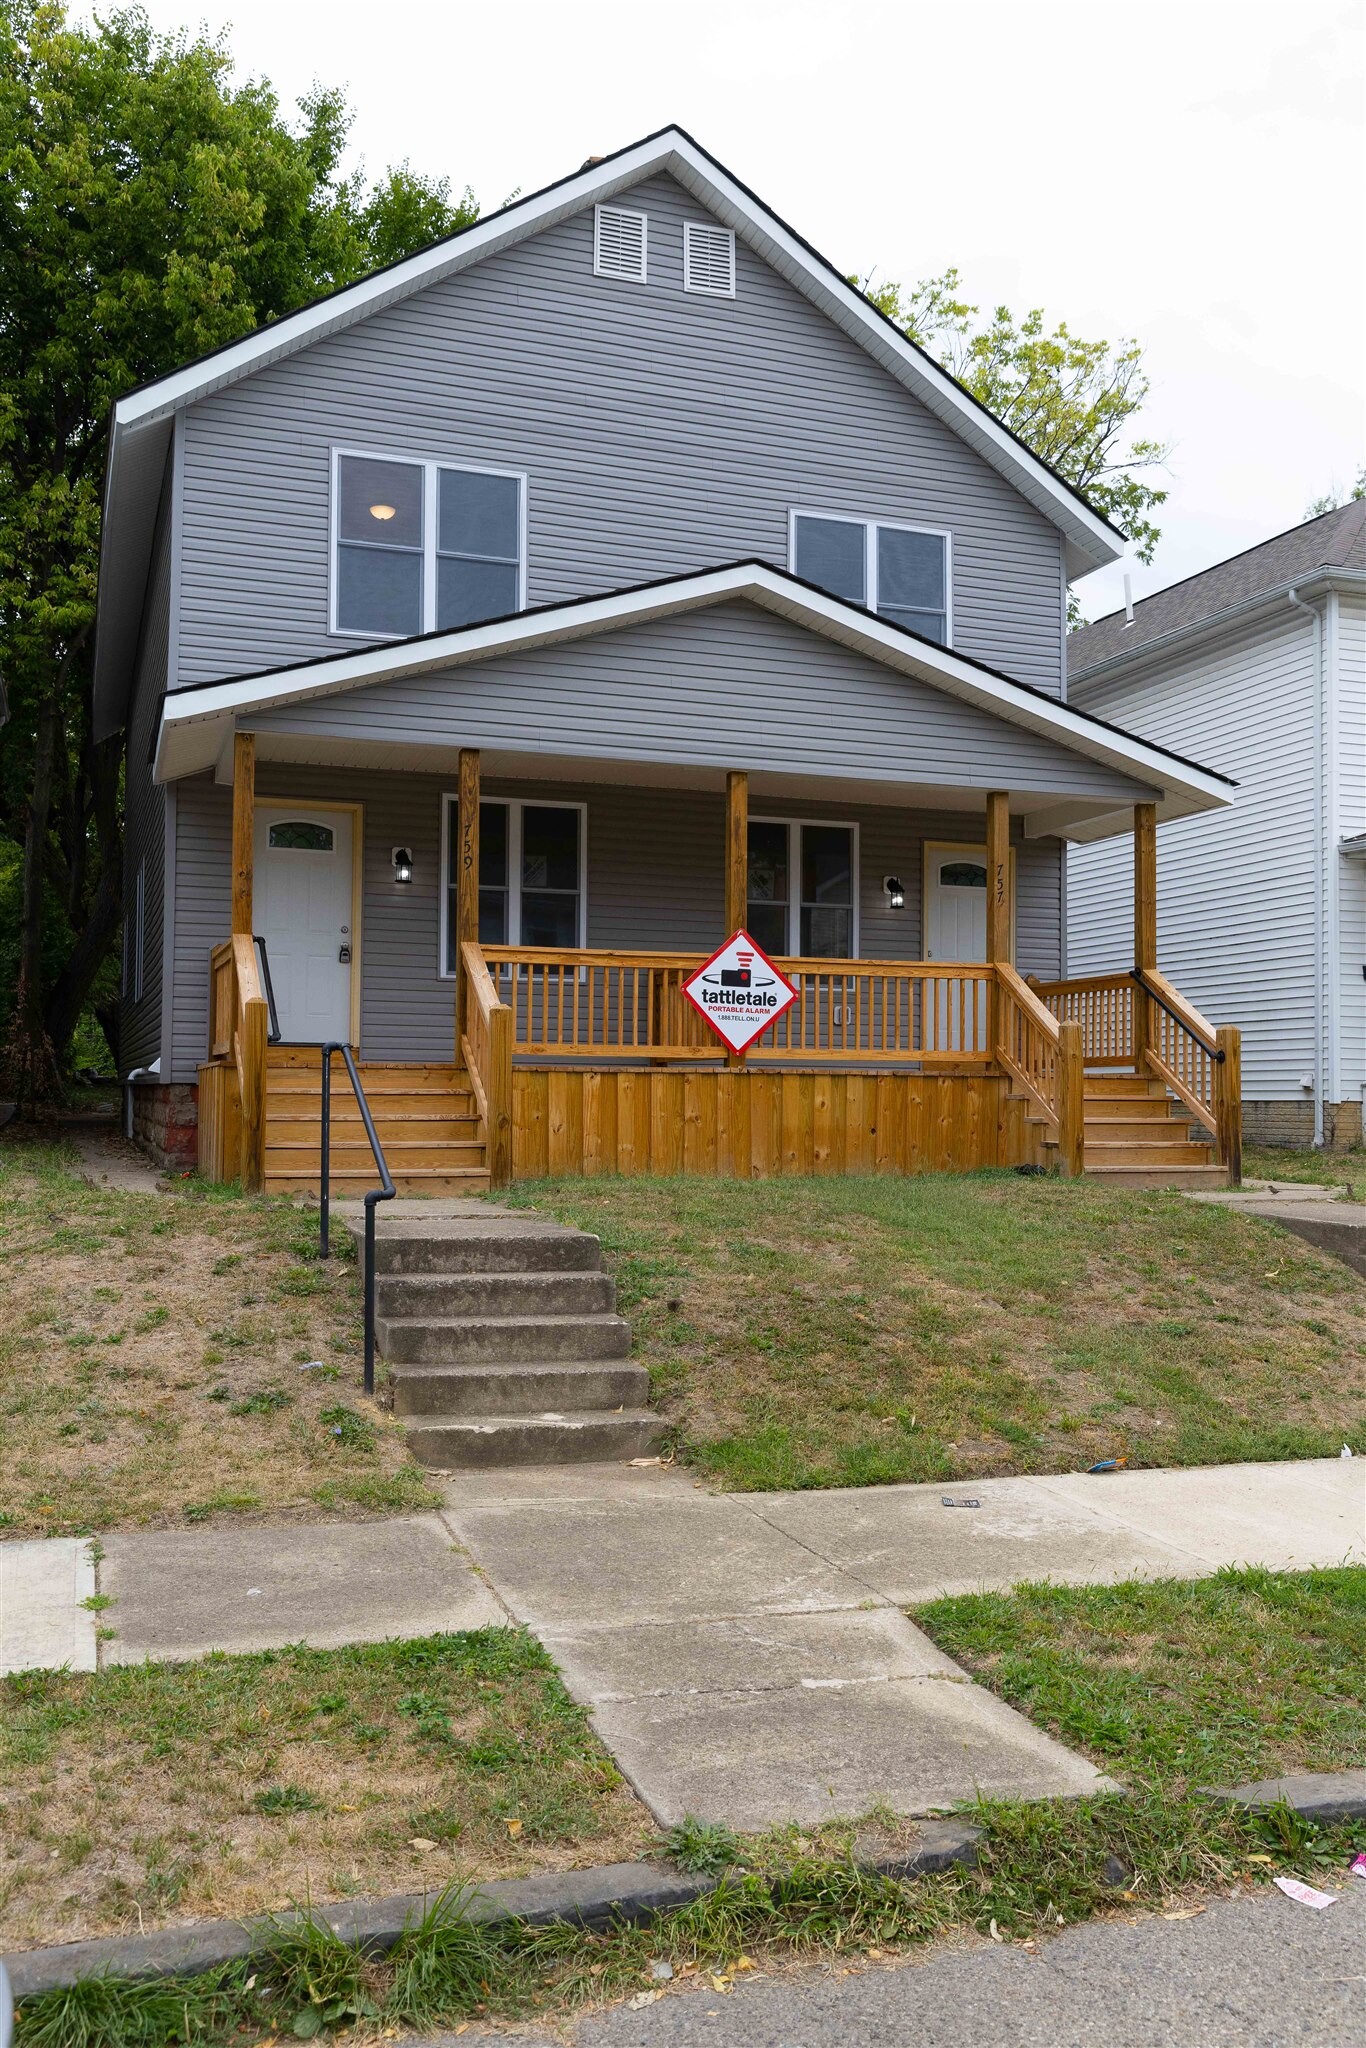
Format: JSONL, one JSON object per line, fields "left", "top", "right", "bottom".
{"left": 683, "top": 221, "right": 735, "bottom": 297}
{"left": 594, "top": 205, "right": 647, "bottom": 283}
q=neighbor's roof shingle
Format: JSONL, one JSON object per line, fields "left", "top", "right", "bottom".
{"left": 1068, "top": 501, "right": 1366, "bottom": 677}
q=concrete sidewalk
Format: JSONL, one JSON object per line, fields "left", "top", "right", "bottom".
{"left": 439, "top": 1455, "right": 1362, "bottom": 1828}
{"left": 2, "top": 1456, "right": 1359, "bottom": 1830}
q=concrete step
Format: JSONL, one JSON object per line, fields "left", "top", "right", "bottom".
{"left": 375, "top": 1269, "right": 616, "bottom": 1318}
{"left": 368, "top": 1221, "right": 603, "bottom": 1275}
{"left": 404, "top": 1407, "right": 666, "bottom": 1469}
{"left": 390, "top": 1358, "right": 649, "bottom": 1417}
{"left": 376, "top": 1310, "right": 633, "bottom": 1366}
{"left": 1085, "top": 1164, "right": 1229, "bottom": 1188}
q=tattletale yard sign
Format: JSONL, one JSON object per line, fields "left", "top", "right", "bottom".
{"left": 682, "top": 932, "right": 800, "bottom": 1056}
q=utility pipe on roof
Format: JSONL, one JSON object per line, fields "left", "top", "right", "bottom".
{"left": 1288, "top": 585, "right": 1326, "bottom": 1146}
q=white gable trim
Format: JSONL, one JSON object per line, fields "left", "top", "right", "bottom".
{"left": 110, "top": 127, "right": 1121, "bottom": 576}
{"left": 154, "top": 563, "right": 1230, "bottom": 832}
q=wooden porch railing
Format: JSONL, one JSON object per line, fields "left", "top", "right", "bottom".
{"left": 205, "top": 933, "right": 269, "bottom": 1192}
{"left": 1031, "top": 965, "right": 1241, "bottom": 1182}
{"left": 994, "top": 962, "right": 1083, "bottom": 1175}
{"left": 1028, "top": 971, "right": 1134, "bottom": 1068}
{"left": 478, "top": 946, "right": 994, "bottom": 1065}
{"left": 460, "top": 940, "right": 514, "bottom": 1189}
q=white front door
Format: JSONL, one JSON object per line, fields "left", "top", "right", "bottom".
{"left": 254, "top": 806, "right": 354, "bottom": 1044}
{"left": 925, "top": 844, "right": 990, "bottom": 963}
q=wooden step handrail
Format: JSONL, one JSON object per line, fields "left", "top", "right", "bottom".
{"left": 461, "top": 940, "right": 513, "bottom": 1187}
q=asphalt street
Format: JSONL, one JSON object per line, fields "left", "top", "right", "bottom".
{"left": 420, "top": 1880, "right": 1366, "bottom": 2046}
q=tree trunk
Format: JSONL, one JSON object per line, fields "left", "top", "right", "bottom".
{"left": 1, "top": 694, "right": 64, "bottom": 1108}
{"left": 42, "top": 733, "right": 123, "bottom": 1066}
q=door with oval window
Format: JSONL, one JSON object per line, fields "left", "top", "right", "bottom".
{"left": 253, "top": 806, "right": 355, "bottom": 1043}
{"left": 924, "top": 841, "right": 1013, "bottom": 1053}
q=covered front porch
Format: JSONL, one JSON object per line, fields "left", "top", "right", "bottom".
{"left": 198, "top": 737, "right": 1241, "bottom": 1195}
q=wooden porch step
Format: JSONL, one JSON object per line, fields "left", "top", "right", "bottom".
{"left": 265, "top": 1142, "right": 486, "bottom": 1172}
{"left": 1083, "top": 1116, "right": 1199, "bottom": 1142}
{"left": 266, "top": 1108, "right": 481, "bottom": 1138}
{"left": 1082, "top": 1072, "right": 1166, "bottom": 1095}
{"left": 1084, "top": 1140, "right": 1215, "bottom": 1169}
{"left": 1083, "top": 1094, "right": 1171, "bottom": 1118}
{"left": 264, "top": 1168, "right": 491, "bottom": 1195}
{"left": 1084, "top": 1164, "right": 1229, "bottom": 1189}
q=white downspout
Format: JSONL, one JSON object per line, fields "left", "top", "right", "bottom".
{"left": 1288, "top": 586, "right": 1326, "bottom": 1145}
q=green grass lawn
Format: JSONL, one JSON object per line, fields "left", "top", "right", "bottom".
{"left": 0, "top": 1627, "right": 650, "bottom": 1950}
{"left": 1245, "top": 1143, "right": 1366, "bottom": 1198}
{"left": 504, "top": 1173, "right": 1366, "bottom": 1489}
{"left": 0, "top": 1135, "right": 437, "bottom": 1536}
{"left": 18, "top": 1568, "right": 1365, "bottom": 2044}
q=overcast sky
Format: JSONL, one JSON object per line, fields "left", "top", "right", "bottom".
{"left": 111, "top": 0, "right": 1364, "bottom": 620}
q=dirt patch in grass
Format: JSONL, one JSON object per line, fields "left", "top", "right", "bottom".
{"left": 0, "top": 1135, "right": 437, "bottom": 1536}
{"left": 1245, "top": 1143, "right": 1366, "bottom": 1199}
{"left": 504, "top": 1173, "right": 1366, "bottom": 1489}
{"left": 0, "top": 1627, "right": 651, "bottom": 1949}
{"left": 914, "top": 1565, "right": 1366, "bottom": 1794}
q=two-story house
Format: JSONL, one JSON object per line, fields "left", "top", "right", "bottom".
{"left": 97, "top": 127, "right": 1241, "bottom": 1195}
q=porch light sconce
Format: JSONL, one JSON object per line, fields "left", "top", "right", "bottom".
{"left": 884, "top": 875, "right": 906, "bottom": 910}
{"left": 391, "top": 846, "right": 414, "bottom": 885}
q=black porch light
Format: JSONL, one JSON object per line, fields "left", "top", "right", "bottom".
{"left": 884, "top": 874, "right": 906, "bottom": 909}
{"left": 392, "top": 845, "right": 414, "bottom": 885}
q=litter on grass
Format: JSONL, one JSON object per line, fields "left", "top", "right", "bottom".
{"left": 1349, "top": 1853, "right": 1366, "bottom": 1879}
{"left": 1273, "top": 1877, "right": 1338, "bottom": 1909}
{"left": 1087, "top": 1457, "right": 1128, "bottom": 1473}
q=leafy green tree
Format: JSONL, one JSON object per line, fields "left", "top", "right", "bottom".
{"left": 861, "top": 269, "right": 1169, "bottom": 567}
{"left": 0, "top": 1, "right": 476, "bottom": 1102}
{"left": 1306, "top": 466, "right": 1366, "bottom": 517}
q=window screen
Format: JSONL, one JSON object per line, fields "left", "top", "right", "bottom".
{"left": 791, "top": 514, "right": 948, "bottom": 643}
{"left": 746, "top": 820, "right": 790, "bottom": 957}
{"left": 793, "top": 516, "right": 866, "bottom": 606}
{"left": 336, "top": 456, "right": 423, "bottom": 635}
{"left": 437, "top": 470, "right": 521, "bottom": 629}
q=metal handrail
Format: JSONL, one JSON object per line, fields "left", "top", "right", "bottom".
{"left": 317, "top": 1042, "right": 395, "bottom": 1397}
{"left": 1129, "top": 969, "right": 1224, "bottom": 1061}
{"left": 253, "top": 935, "right": 282, "bottom": 1045}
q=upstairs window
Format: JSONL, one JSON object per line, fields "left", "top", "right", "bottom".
{"left": 790, "top": 512, "right": 950, "bottom": 646}
{"left": 333, "top": 451, "right": 524, "bottom": 639}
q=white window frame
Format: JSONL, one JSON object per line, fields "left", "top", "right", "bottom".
{"left": 683, "top": 220, "right": 736, "bottom": 297}
{"left": 330, "top": 445, "right": 528, "bottom": 642}
{"left": 593, "top": 203, "right": 648, "bottom": 283}
{"left": 439, "top": 795, "right": 589, "bottom": 975}
{"left": 787, "top": 508, "right": 953, "bottom": 646}
{"left": 748, "top": 815, "right": 861, "bottom": 959}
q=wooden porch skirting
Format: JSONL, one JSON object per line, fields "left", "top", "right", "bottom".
{"left": 511, "top": 1066, "right": 1050, "bottom": 1180}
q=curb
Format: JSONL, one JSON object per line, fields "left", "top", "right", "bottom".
{"left": 1196, "top": 1770, "right": 1366, "bottom": 1825}
{"left": 2, "top": 1822, "right": 982, "bottom": 2001}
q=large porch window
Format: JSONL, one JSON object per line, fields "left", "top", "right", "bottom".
{"left": 443, "top": 797, "right": 586, "bottom": 971}
{"left": 747, "top": 818, "right": 857, "bottom": 958}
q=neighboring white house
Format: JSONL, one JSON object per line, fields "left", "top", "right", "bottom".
{"left": 1066, "top": 504, "right": 1366, "bottom": 1148}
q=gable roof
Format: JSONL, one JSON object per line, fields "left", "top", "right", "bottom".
{"left": 96, "top": 125, "right": 1125, "bottom": 740}
{"left": 153, "top": 560, "right": 1231, "bottom": 842}
{"left": 1069, "top": 501, "right": 1366, "bottom": 680}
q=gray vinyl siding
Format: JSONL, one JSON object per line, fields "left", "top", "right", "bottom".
{"left": 168, "top": 765, "right": 1062, "bottom": 1079}
{"left": 1067, "top": 609, "right": 1318, "bottom": 1102}
{"left": 1337, "top": 591, "right": 1365, "bottom": 1102}
{"left": 249, "top": 602, "right": 1147, "bottom": 801}
{"left": 120, "top": 467, "right": 172, "bottom": 1073}
{"left": 174, "top": 173, "right": 1067, "bottom": 697}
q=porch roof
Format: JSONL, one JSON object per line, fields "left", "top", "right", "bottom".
{"left": 154, "top": 562, "right": 1236, "bottom": 842}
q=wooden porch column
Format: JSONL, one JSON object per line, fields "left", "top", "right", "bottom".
{"left": 455, "top": 748, "right": 481, "bottom": 1052}
{"left": 231, "top": 732, "right": 256, "bottom": 936}
{"left": 984, "top": 791, "right": 1009, "bottom": 1058}
{"left": 725, "top": 772, "right": 748, "bottom": 935}
{"left": 1132, "top": 801, "right": 1157, "bottom": 1067}
{"left": 724, "top": 772, "right": 749, "bottom": 1069}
